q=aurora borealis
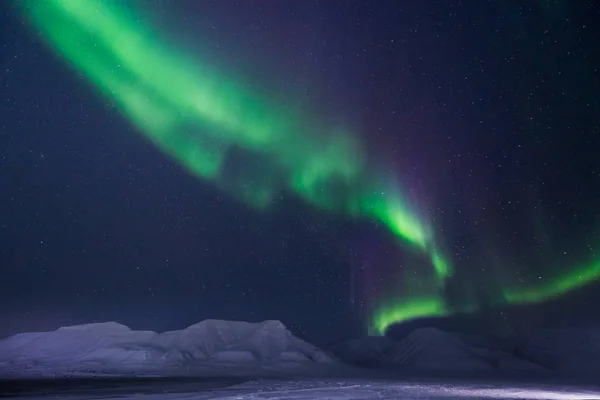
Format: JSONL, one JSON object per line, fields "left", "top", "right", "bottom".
{"left": 371, "top": 256, "right": 600, "bottom": 335}
{"left": 2, "top": 0, "right": 599, "bottom": 341}
{"left": 20, "top": 0, "right": 447, "bottom": 271}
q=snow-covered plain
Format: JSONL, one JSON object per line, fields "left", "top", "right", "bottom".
{"left": 3, "top": 377, "right": 600, "bottom": 400}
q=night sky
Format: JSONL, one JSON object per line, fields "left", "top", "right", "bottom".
{"left": 1, "top": 0, "right": 599, "bottom": 346}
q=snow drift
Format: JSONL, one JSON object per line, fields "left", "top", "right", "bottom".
{"left": 0, "top": 320, "right": 335, "bottom": 378}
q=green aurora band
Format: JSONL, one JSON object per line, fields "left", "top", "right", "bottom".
{"left": 372, "top": 257, "right": 600, "bottom": 335}
{"left": 21, "top": 0, "right": 600, "bottom": 336}
{"left": 20, "top": 0, "right": 441, "bottom": 248}
{"left": 21, "top": 1, "right": 450, "bottom": 282}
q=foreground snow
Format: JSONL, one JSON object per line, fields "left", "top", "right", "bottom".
{"left": 3, "top": 377, "right": 600, "bottom": 400}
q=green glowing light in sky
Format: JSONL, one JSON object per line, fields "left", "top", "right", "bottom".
{"left": 371, "top": 257, "right": 600, "bottom": 335}
{"left": 431, "top": 249, "right": 451, "bottom": 279}
{"left": 371, "top": 297, "right": 447, "bottom": 336}
{"left": 29, "top": 0, "right": 598, "bottom": 337}
{"left": 503, "top": 259, "right": 600, "bottom": 305}
{"left": 21, "top": 0, "right": 450, "bottom": 279}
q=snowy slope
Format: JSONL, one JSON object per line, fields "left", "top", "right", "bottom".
{"left": 332, "top": 328, "right": 544, "bottom": 375}
{"left": 330, "top": 336, "right": 396, "bottom": 368}
{"left": 381, "top": 328, "right": 494, "bottom": 372}
{"left": 152, "top": 319, "right": 332, "bottom": 363}
{"left": 0, "top": 320, "right": 335, "bottom": 378}
{"left": 332, "top": 328, "right": 491, "bottom": 373}
{"left": 517, "top": 328, "right": 600, "bottom": 375}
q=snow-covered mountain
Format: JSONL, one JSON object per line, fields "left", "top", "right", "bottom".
{"left": 0, "top": 320, "right": 335, "bottom": 378}
{"left": 3, "top": 321, "right": 599, "bottom": 380}
{"left": 331, "top": 327, "right": 544, "bottom": 375}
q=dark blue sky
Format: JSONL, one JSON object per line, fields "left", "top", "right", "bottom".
{"left": 1, "top": 0, "right": 599, "bottom": 345}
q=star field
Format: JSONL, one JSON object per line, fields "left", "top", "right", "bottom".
{"left": 1, "top": 0, "right": 599, "bottom": 344}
